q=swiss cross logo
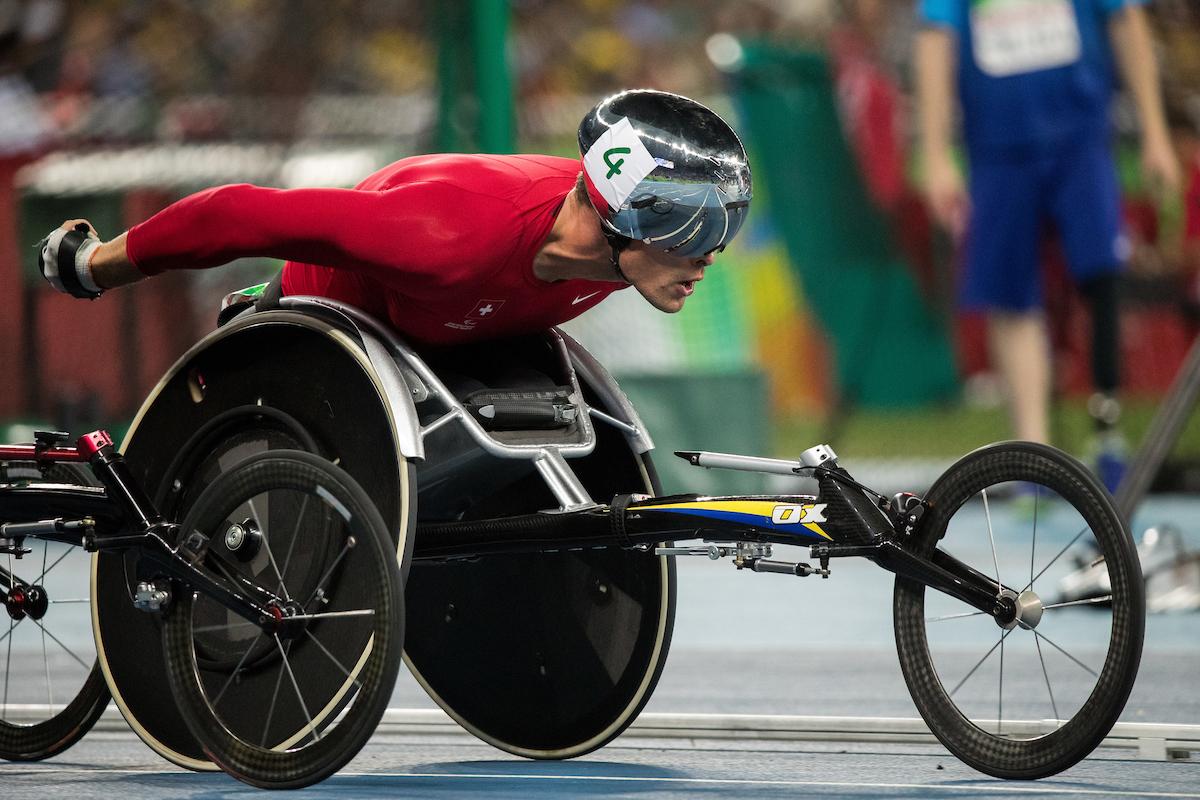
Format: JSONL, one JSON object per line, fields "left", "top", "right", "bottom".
{"left": 468, "top": 299, "right": 505, "bottom": 320}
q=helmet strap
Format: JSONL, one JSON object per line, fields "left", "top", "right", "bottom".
{"left": 603, "top": 228, "right": 633, "bottom": 284}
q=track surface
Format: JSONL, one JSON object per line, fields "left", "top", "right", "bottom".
{"left": 5, "top": 730, "right": 1199, "bottom": 799}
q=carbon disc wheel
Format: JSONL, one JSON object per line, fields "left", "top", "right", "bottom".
{"left": 893, "top": 441, "right": 1144, "bottom": 778}
{"left": 161, "top": 450, "right": 403, "bottom": 788}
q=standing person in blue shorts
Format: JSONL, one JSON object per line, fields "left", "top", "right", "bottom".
{"left": 915, "top": 0, "right": 1179, "bottom": 490}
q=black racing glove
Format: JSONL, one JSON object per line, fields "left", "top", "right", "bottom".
{"left": 37, "top": 223, "right": 103, "bottom": 299}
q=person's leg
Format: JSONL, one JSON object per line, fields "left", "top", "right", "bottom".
{"left": 962, "top": 155, "right": 1046, "bottom": 441}
{"left": 1079, "top": 272, "right": 1120, "bottom": 397}
{"left": 987, "top": 311, "right": 1052, "bottom": 443}
{"left": 1049, "top": 140, "right": 1127, "bottom": 488}
{"left": 1048, "top": 139, "right": 1125, "bottom": 394}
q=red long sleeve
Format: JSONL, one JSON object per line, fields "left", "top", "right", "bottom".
{"left": 122, "top": 153, "right": 623, "bottom": 345}
{"left": 126, "top": 180, "right": 518, "bottom": 295}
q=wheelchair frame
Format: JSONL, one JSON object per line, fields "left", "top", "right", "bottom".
{"left": 0, "top": 295, "right": 1145, "bottom": 787}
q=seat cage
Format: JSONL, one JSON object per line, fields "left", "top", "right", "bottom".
{"left": 274, "top": 296, "right": 649, "bottom": 512}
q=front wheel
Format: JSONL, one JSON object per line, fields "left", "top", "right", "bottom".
{"left": 893, "top": 441, "right": 1144, "bottom": 779}
{"left": 161, "top": 450, "right": 403, "bottom": 789}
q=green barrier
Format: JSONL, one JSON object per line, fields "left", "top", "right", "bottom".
{"left": 729, "top": 42, "right": 957, "bottom": 408}
{"left": 617, "top": 370, "right": 770, "bottom": 496}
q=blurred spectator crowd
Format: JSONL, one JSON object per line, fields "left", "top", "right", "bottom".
{"left": 0, "top": 0, "right": 1196, "bottom": 151}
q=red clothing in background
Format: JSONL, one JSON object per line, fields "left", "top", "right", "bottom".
{"left": 829, "top": 26, "right": 905, "bottom": 212}
{"left": 126, "top": 154, "right": 623, "bottom": 345}
{"left": 1185, "top": 155, "right": 1200, "bottom": 244}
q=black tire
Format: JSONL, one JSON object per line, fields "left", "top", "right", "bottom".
{"left": 0, "top": 460, "right": 110, "bottom": 761}
{"left": 894, "top": 441, "right": 1145, "bottom": 779}
{"left": 161, "top": 450, "right": 403, "bottom": 789}
{"left": 98, "top": 406, "right": 320, "bottom": 770}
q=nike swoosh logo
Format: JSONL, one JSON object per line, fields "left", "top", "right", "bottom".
{"left": 572, "top": 291, "right": 602, "bottom": 305}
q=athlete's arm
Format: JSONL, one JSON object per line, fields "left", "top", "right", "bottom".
{"left": 914, "top": 25, "right": 967, "bottom": 239}
{"left": 1109, "top": 3, "right": 1180, "bottom": 196}
{"left": 83, "top": 227, "right": 139, "bottom": 290}
{"left": 73, "top": 181, "right": 516, "bottom": 292}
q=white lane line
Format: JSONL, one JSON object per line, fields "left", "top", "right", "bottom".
{"left": 4, "top": 768, "right": 1198, "bottom": 797}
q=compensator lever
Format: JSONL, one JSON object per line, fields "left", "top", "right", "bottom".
{"left": 745, "top": 558, "right": 829, "bottom": 578}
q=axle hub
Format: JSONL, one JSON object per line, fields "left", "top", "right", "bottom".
{"left": 263, "top": 600, "right": 307, "bottom": 639}
{"left": 994, "top": 588, "right": 1044, "bottom": 631}
{"left": 223, "top": 518, "right": 263, "bottom": 563}
{"left": 5, "top": 584, "right": 49, "bottom": 621}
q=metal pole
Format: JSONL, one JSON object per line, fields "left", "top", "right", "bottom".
{"left": 434, "top": 1, "right": 465, "bottom": 152}
{"left": 470, "top": 0, "right": 514, "bottom": 153}
{"left": 1114, "top": 334, "right": 1200, "bottom": 521}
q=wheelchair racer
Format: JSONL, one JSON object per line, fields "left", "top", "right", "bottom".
{"left": 38, "top": 89, "right": 751, "bottom": 344}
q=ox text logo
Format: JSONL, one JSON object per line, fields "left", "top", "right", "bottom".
{"left": 770, "top": 504, "right": 827, "bottom": 525}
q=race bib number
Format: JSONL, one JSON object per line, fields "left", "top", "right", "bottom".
{"left": 970, "top": 0, "right": 1081, "bottom": 77}
{"left": 582, "top": 116, "right": 659, "bottom": 211}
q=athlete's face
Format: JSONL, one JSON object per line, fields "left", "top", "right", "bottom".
{"left": 619, "top": 243, "right": 715, "bottom": 313}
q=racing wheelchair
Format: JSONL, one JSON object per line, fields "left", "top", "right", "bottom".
{"left": 0, "top": 294, "right": 1145, "bottom": 788}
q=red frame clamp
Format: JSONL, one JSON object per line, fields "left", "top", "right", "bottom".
{"left": 76, "top": 430, "right": 114, "bottom": 459}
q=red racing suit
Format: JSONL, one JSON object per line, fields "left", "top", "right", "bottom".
{"left": 125, "top": 154, "right": 624, "bottom": 345}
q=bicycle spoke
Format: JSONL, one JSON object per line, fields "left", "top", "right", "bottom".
{"left": 247, "top": 495, "right": 265, "bottom": 540}
{"left": 192, "top": 619, "right": 261, "bottom": 634}
{"left": 926, "top": 609, "right": 988, "bottom": 622}
{"left": 1034, "top": 634, "right": 1060, "bottom": 722}
{"left": 260, "top": 639, "right": 290, "bottom": 747}
{"left": 1042, "top": 596, "right": 1112, "bottom": 611}
{"left": 998, "top": 633, "right": 1004, "bottom": 735}
{"left": 33, "top": 620, "right": 92, "bottom": 671}
{"left": 1024, "top": 525, "right": 1091, "bottom": 594}
{"left": 259, "top": 506, "right": 291, "bottom": 599}
{"left": 982, "top": 489, "right": 1001, "bottom": 592}
{"left": 48, "top": 599, "right": 91, "bottom": 604}
{"left": 950, "top": 627, "right": 1015, "bottom": 698}
{"left": 278, "top": 493, "right": 310, "bottom": 586}
{"left": 304, "top": 629, "right": 363, "bottom": 689}
{"left": 274, "top": 634, "right": 319, "bottom": 744}
{"left": 1033, "top": 630, "right": 1099, "bottom": 679}
{"left": 212, "top": 630, "right": 264, "bottom": 709}
{"left": 289, "top": 609, "right": 375, "bottom": 621}
{"left": 35, "top": 546, "right": 77, "bottom": 586}
{"left": 1030, "top": 485, "right": 1039, "bottom": 588}
{"left": 303, "top": 537, "right": 354, "bottom": 610}
{"left": 0, "top": 617, "right": 20, "bottom": 647}
{"left": 261, "top": 533, "right": 291, "bottom": 604}
{"left": 4, "top": 616, "right": 12, "bottom": 718}
{"left": 42, "top": 619, "right": 52, "bottom": 714}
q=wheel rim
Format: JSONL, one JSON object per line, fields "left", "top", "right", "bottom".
{"left": 895, "top": 445, "right": 1144, "bottom": 779}
{"left": 186, "top": 483, "right": 381, "bottom": 751}
{"left": 915, "top": 464, "right": 1136, "bottom": 746}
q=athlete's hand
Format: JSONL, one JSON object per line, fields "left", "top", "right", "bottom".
{"left": 38, "top": 220, "right": 104, "bottom": 299}
{"left": 1141, "top": 130, "right": 1181, "bottom": 200}
{"left": 924, "top": 153, "right": 969, "bottom": 241}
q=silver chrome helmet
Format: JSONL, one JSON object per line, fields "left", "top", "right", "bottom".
{"left": 578, "top": 89, "right": 752, "bottom": 260}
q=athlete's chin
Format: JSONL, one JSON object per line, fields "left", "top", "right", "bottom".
{"left": 636, "top": 285, "right": 685, "bottom": 313}
{"left": 649, "top": 295, "right": 685, "bottom": 313}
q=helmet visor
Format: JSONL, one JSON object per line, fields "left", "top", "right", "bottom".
{"left": 616, "top": 182, "right": 750, "bottom": 259}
